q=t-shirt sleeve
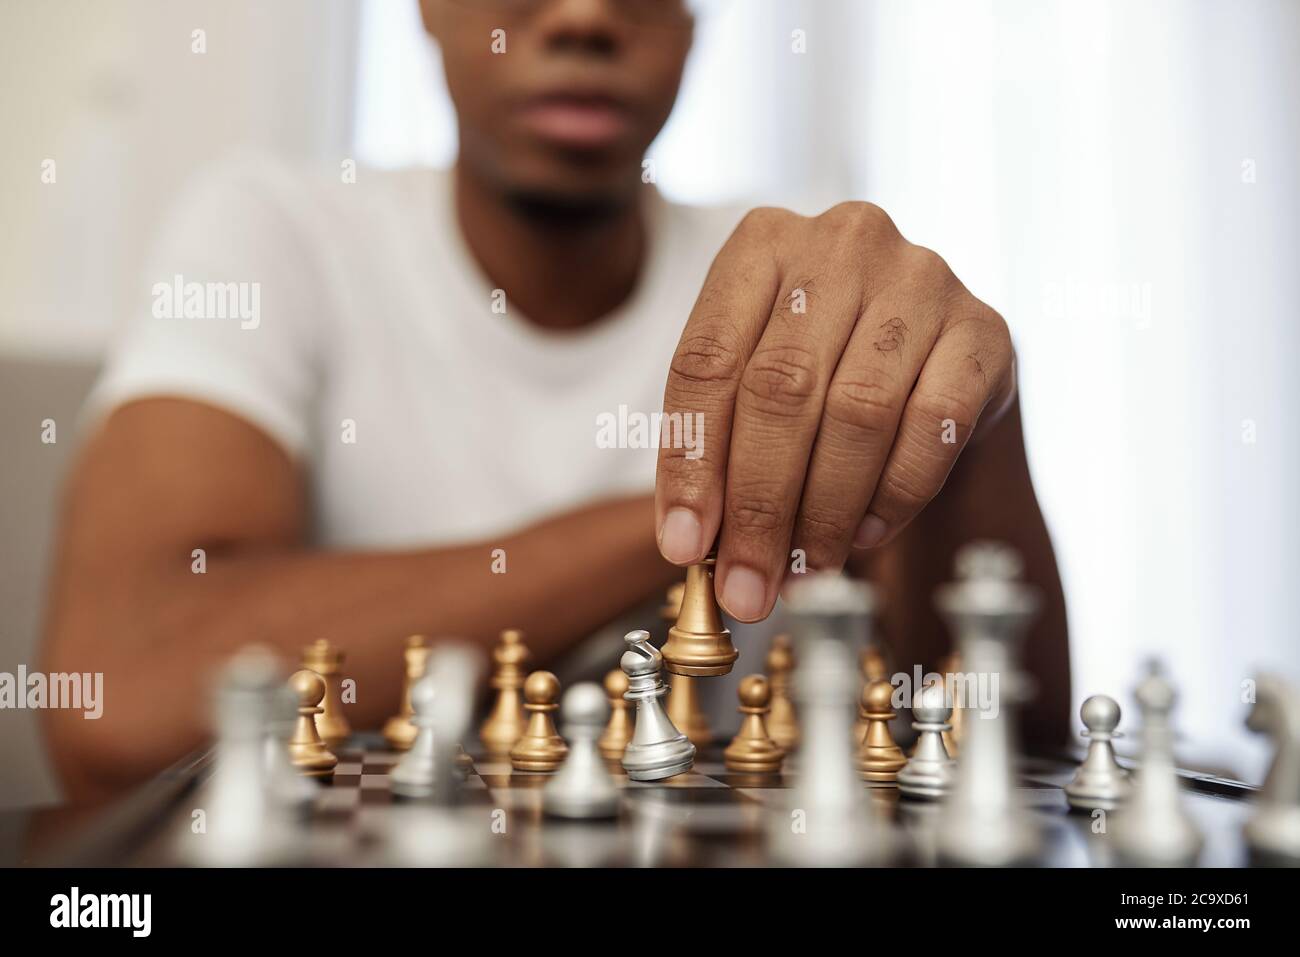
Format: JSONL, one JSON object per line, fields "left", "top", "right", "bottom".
{"left": 83, "top": 153, "right": 331, "bottom": 460}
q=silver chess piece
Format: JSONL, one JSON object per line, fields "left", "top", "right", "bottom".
{"left": 1111, "top": 664, "right": 1203, "bottom": 866}
{"left": 620, "top": 630, "right": 696, "bottom": 781}
{"left": 935, "top": 542, "right": 1043, "bottom": 866}
{"left": 899, "top": 681, "right": 956, "bottom": 800}
{"left": 1064, "top": 694, "right": 1132, "bottom": 812}
{"left": 544, "top": 682, "right": 620, "bottom": 819}
{"left": 391, "top": 644, "right": 481, "bottom": 801}
{"left": 1243, "top": 673, "right": 1300, "bottom": 864}
{"left": 770, "top": 572, "right": 892, "bottom": 866}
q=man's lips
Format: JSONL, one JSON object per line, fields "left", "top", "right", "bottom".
{"left": 515, "top": 96, "right": 633, "bottom": 150}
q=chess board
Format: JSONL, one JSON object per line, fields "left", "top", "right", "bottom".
{"left": 23, "top": 733, "right": 1261, "bottom": 868}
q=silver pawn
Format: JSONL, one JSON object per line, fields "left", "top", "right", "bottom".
{"left": 899, "top": 681, "right": 956, "bottom": 800}
{"left": 1243, "top": 674, "right": 1300, "bottom": 864}
{"left": 1111, "top": 664, "right": 1203, "bottom": 865}
{"left": 620, "top": 630, "right": 696, "bottom": 781}
{"left": 544, "top": 682, "right": 620, "bottom": 819}
{"left": 1064, "top": 694, "right": 1131, "bottom": 812}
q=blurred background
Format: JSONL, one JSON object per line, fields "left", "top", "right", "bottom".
{"left": 1, "top": 0, "right": 1297, "bottom": 808}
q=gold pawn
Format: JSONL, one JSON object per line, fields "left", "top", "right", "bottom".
{"left": 383, "top": 636, "right": 430, "bottom": 751}
{"left": 302, "top": 638, "right": 350, "bottom": 749}
{"left": 509, "top": 671, "right": 568, "bottom": 772}
{"left": 661, "top": 551, "right": 738, "bottom": 677}
{"left": 765, "top": 634, "right": 799, "bottom": 751}
{"left": 939, "top": 651, "right": 963, "bottom": 757}
{"left": 287, "top": 669, "right": 338, "bottom": 779}
{"left": 724, "top": 674, "right": 785, "bottom": 773}
{"left": 661, "top": 582, "right": 712, "bottom": 746}
{"left": 479, "top": 628, "right": 531, "bottom": 756}
{"left": 855, "top": 679, "right": 907, "bottom": 783}
{"left": 598, "top": 669, "right": 633, "bottom": 761}
{"left": 854, "top": 644, "right": 888, "bottom": 744}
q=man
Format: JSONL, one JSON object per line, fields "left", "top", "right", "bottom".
{"left": 41, "top": 0, "right": 1068, "bottom": 800}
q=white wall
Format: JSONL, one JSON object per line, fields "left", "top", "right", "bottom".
{"left": 0, "top": 0, "right": 359, "bottom": 359}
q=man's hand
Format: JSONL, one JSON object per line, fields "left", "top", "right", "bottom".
{"left": 655, "top": 202, "right": 1017, "bottom": 622}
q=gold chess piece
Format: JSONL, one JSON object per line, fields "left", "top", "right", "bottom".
{"left": 660, "top": 582, "right": 712, "bottom": 745}
{"left": 854, "top": 644, "right": 888, "bottom": 743}
{"left": 479, "top": 628, "right": 530, "bottom": 756}
{"left": 724, "top": 674, "right": 785, "bottom": 773}
{"left": 939, "top": 651, "right": 963, "bottom": 757}
{"left": 383, "top": 636, "right": 431, "bottom": 751}
{"left": 598, "top": 668, "right": 634, "bottom": 760}
{"left": 510, "top": 671, "right": 568, "bottom": 772}
{"left": 765, "top": 633, "right": 799, "bottom": 751}
{"left": 302, "top": 638, "right": 350, "bottom": 749}
{"left": 661, "top": 550, "right": 738, "bottom": 677}
{"left": 855, "top": 678, "right": 907, "bottom": 783}
{"left": 287, "top": 669, "right": 338, "bottom": 779}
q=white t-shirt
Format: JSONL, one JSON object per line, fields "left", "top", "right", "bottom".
{"left": 88, "top": 154, "right": 745, "bottom": 549}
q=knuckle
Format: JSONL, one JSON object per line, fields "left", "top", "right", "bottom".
{"left": 822, "top": 375, "right": 899, "bottom": 439}
{"left": 910, "top": 389, "right": 980, "bottom": 436}
{"left": 822, "top": 200, "right": 896, "bottom": 237}
{"left": 738, "top": 345, "right": 821, "bottom": 417}
{"left": 796, "top": 504, "right": 854, "bottom": 550}
{"left": 726, "top": 489, "right": 786, "bottom": 538}
{"left": 669, "top": 330, "right": 747, "bottom": 388}
{"left": 737, "top": 205, "right": 794, "bottom": 240}
{"left": 875, "top": 462, "right": 939, "bottom": 515}
{"left": 904, "top": 243, "right": 954, "bottom": 283}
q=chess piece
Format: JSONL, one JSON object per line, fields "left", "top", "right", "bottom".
{"left": 854, "top": 645, "right": 888, "bottom": 743}
{"left": 1112, "top": 665, "right": 1203, "bottom": 865}
{"left": 938, "top": 650, "right": 963, "bottom": 756}
{"left": 765, "top": 633, "right": 799, "bottom": 751}
{"left": 1244, "top": 674, "right": 1300, "bottom": 864}
{"left": 383, "top": 636, "right": 431, "bottom": 751}
{"left": 598, "top": 668, "right": 634, "bottom": 760}
{"left": 855, "top": 679, "right": 907, "bottom": 782}
{"left": 935, "top": 542, "right": 1042, "bottom": 866}
{"left": 660, "top": 550, "right": 738, "bottom": 676}
{"left": 391, "top": 644, "right": 482, "bottom": 801}
{"left": 302, "top": 638, "right": 350, "bottom": 749}
{"left": 286, "top": 669, "right": 338, "bottom": 780}
{"left": 510, "top": 671, "right": 569, "bottom": 772}
{"left": 898, "top": 680, "right": 956, "bottom": 800}
{"left": 191, "top": 647, "right": 289, "bottom": 864}
{"left": 770, "top": 573, "right": 891, "bottom": 866}
{"left": 1064, "top": 694, "right": 1132, "bottom": 812}
{"left": 660, "top": 582, "right": 712, "bottom": 746}
{"left": 544, "top": 683, "right": 620, "bottom": 819}
{"left": 479, "top": 628, "right": 530, "bottom": 756}
{"left": 724, "top": 674, "right": 785, "bottom": 773}
{"left": 620, "top": 630, "right": 697, "bottom": 781}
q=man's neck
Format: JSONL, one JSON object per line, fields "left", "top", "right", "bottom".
{"left": 453, "top": 164, "right": 646, "bottom": 331}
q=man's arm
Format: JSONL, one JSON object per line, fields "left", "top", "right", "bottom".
{"left": 41, "top": 398, "right": 675, "bottom": 800}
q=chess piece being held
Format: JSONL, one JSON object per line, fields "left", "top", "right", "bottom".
{"left": 724, "top": 674, "right": 784, "bottom": 773}
{"left": 287, "top": 669, "right": 338, "bottom": 780}
{"left": 1064, "top": 694, "right": 1131, "bottom": 812}
{"left": 855, "top": 678, "right": 907, "bottom": 783}
{"left": 660, "top": 550, "right": 738, "bottom": 677}
{"left": 479, "top": 628, "right": 530, "bottom": 756}
{"left": 510, "top": 671, "right": 569, "bottom": 772}
{"left": 544, "top": 683, "right": 620, "bottom": 820}
{"left": 302, "top": 639, "right": 350, "bottom": 749}
{"left": 661, "top": 582, "right": 711, "bottom": 746}
{"left": 384, "top": 636, "right": 431, "bottom": 751}
{"left": 620, "top": 630, "right": 696, "bottom": 781}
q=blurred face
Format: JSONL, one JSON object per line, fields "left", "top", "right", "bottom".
{"left": 421, "top": 0, "right": 693, "bottom": 207}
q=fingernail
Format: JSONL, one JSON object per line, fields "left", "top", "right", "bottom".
{"left": 658, "top": 508, "right": 703, "bottom": 564}
{"left": 853, "top": 514, "right": 889, "bottom": 549}
{"left": 720, "top": 565, "right": 768, "bottom": 621}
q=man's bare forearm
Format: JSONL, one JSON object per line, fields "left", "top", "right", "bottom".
{"left": 43, "top": 491, "right": 674, "bottom": 798}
